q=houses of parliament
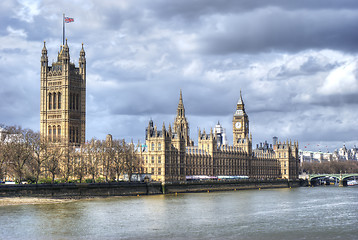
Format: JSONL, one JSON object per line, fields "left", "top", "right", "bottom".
{"left": 40, "top": 41, "right": 299, "bottom": 183}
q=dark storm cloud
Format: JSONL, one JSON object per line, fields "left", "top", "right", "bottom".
{"left": 198, "top": 8, "right": 358, "bottom": 54}
{"left": 311, "top": 94, "right": 358, "bottom": 106}
{"left": 146, "top": 0, "right": 358, "bottom": 20}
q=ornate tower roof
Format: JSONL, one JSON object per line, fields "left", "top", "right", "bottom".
{"left": 42, "top": 41, "right": 47, "bottom": 55}
{"left": 177, "top": 89, "right": 185, "bottom": 117}
{"left": 174, "top": 90, "right": 190, "bottom": 145}
{"left": 80, "top": 43, "right": 85, "bottom": 57}
{"left": 234, "top": 90, "right": 246, "bottom": 116}
{"left": 237, "top": 90, "right": 244, "bottom": 105}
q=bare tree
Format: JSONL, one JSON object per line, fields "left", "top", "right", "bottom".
{"left": 26, "top": 131, "right": 50, "bottom": 184}
{"left": 5, "top": 129, "right": 33, "bottom": 183}
{"left": 0, "top": 141, "right": 9, "bottom": 181}
{"left": 61, "top": 145, "right": 76, "bottom": 183}
{"left": 103, "top": 139, "right": 114, "bottom": 182}
{"left": 85, "top": 139, "right": 101, "bottom": 183}
{"left": 43, "top": 143, "right": 63, "bottom": 183}
{"left": 73, "top": 146, "right": 87, "bottom": 183}
{"left": 122, "top": 140, "right": 141, "bottom": 182}
{"left": 301, "top": 161, "right": 358, "bottom": 174}
{"left": 111, "top": 139, "right": 124, "bottom": 181}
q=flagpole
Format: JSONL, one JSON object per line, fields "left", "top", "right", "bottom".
{"left": 63, "top": 13, "right": 65, "bottom": 46}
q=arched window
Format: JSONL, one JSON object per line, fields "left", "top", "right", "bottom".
{"left": 58, "top": 93, "right": 61, "bottom": 109}
{"left": 57, "top": 125, "right": 61, "bottom": 137}
{"left": 69, "top": 93, "right": 72, "bottom": 110}
{"left": 49, "top": 93, "right": 52, "bottom": 110}
{"left": 69, "top": 127, "right": 72, "bottom": 143}
{"left": 76, "top": 94, "right": 79, "bottom": 110}
{"left": 53, "top": 125, "right": 56, "bottom": 141}
{"left": 72, "top": 94, "right": 75, "bottom": 110}
{"left": 53, "top": 93, "right": 57, "bottom": 110}
{"left": 48, "top": 126, "right": 52, "bottom": 139}
{"left": 76, "top": 127, "right": 79, "bottom": 143}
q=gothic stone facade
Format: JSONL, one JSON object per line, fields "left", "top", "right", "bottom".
{"left": 138, "top": 91, "right": 299, "bottom": 182}
{"left": 40, "top": 40, "right": 86, "bottom": 146}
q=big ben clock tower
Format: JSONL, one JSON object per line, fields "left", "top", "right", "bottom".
{"left": 233, "top": 91, "right": 251, "bottom": 152}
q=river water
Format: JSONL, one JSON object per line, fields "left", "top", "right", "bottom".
{"left": 0, "top": 186, "right": 357, "bottom": 240}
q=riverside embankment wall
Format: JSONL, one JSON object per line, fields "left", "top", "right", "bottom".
{"left": 0, "top": 179, "right": 301, "bottom": 198}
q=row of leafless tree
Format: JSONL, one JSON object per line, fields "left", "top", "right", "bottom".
{"left": 0, "top": 125, "right": 141, "bottom": 183}
{"left": 300, "top": 160, "right": 358, "bottom": 174}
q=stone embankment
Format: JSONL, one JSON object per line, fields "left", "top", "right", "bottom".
{"left": 0, "top": 179, "right": 302, "bottom": 199}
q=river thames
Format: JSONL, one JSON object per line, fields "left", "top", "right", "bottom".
{"left": 0, "top": 186, "right": 357, "bottom": 240}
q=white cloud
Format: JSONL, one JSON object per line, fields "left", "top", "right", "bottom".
{"left": 319, "top": 60, "right": 358, "bottom": 95}
{"left": 6, "top": 26, "right": 27, "bottom": 38}
{"left": 183, "top": 59, "right": 203, "bottom": 77}
{"left": 15, "top": 0, "right": 41, "bottom": 23}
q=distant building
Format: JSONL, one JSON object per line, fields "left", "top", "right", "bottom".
{"left": 214, "top": 121, "right": 228, "bottom": 147}
{"left": 299, "top": 144, "right": 358, "bottom": 163}
{"left": 333, "top": 144, "right": 358, "bottom": 161}
{"left": 137, "top": 91, "right": 299, "bottom": 182}
{"left": 299, "top": 151, "right": 332, "bottom": 163}
{"left": 0, "top": 128, "right": 22, "bottom": 143}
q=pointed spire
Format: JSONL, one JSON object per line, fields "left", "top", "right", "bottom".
{"left": 41, "top": 41, "right": 48, "bottom": 64}
{"left": 237, "top": 90, "right": 244, "bottom": 105}
{"left": 80, "top": 42, "right": 85, "bottom": 57}
{"left": 176, "top": 89, "right": 185, "bottom": 117}
{"left": 42, "top": 41, "right": 47, "bottom": 53}
{"left": 178, "top": 89, "right": 184, "bottom": 108}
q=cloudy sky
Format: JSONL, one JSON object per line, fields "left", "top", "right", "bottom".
{"left": 1, "top": 0, "right": 358, "bottom": 152}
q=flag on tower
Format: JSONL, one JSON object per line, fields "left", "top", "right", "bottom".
{"left": 64, "top": 17, "right": 74, "bottom": 23}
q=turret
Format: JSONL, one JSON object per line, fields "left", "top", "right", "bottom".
{"left": 106, "top": 134, "right": 113, "bottom": 147}
{"left": 79, "top": 43, "right": 86, "bottom": 75}
{"left": 168, "top": 123, "right": 172, "bottom": 136}
{"left": 61, "top": 38, "right": 70, "bottom": 63}
{"left": 41, "top": 41, "right": 48, "bottom": 68}
{"left": 162, "top": 122, "right": 166, "bottom": 136}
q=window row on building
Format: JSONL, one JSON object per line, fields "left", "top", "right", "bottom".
{"left": 150, "top": 142, "right": 162, "bottom": 151}
{"left": 48, "top": 125, "right": 61, "bottom": 141}
{"left": 69, "top": 93, "right": 80, "bottom": 111}
{"left": 47, "top": 92, "right": 80, "bottom": 111}
{"left": 70, "top": 126, "right": 80, "bottom": 143}
{"left": 48, "top": 92, "right": 61, "bottom": 110}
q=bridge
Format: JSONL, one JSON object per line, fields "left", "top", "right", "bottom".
{"left": 308, "top": 173, "right": 358, "bottom": 186}
{"left": 309, "top": 173, "right": 358, "bottom": 181}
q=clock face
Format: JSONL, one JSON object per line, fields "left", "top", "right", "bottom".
{"left": 235, "top": 122, "right": 242, "bottom": 129}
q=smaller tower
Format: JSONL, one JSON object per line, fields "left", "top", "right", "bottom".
{"left": 40, "top": 39, "right": 86, "bottom": 147}
{"left": 214, "top": 121, "right": 228, "bottom": 147}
